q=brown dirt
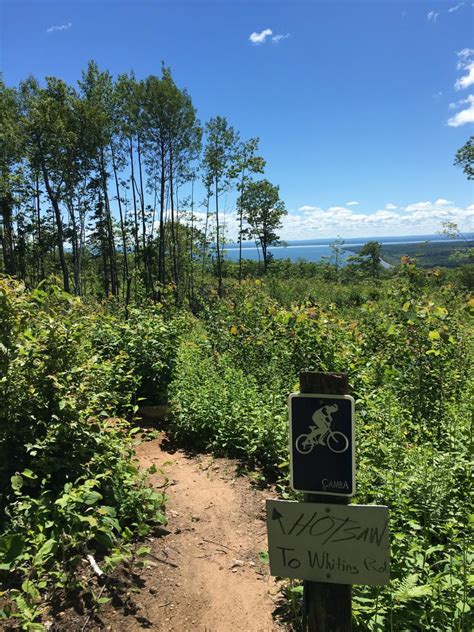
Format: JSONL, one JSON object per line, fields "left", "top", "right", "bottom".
{"left": 89, "top": 434, "right": 285, "bottom": 632}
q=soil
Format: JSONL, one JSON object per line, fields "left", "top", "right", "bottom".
{"left": 74, "top": 431, "right": 286, "bottom": 631}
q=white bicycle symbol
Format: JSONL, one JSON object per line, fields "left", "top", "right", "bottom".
{"left": 295, "top": 428, "right": 349, "bottom": 454}
{"left": 295, "top": 403, "right": 349, "bottom": 454}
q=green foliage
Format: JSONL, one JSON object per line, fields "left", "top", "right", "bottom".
{"left": 168, "top": 268, "right": 473, "bottom": 631}
{"left": 239, "top": 178, "right": 287, "bottom": 271}
{"left": 454, "top": 136, "right": 474, "bottom": 180}
{"left": 0, "top": 279, "right": 169, "bottom": 627}
{"left": 89, "top": 302, "right": 186, "bottom": 402}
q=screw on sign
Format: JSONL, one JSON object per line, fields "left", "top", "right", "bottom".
{"left": 289, "top": 393, "right": 355, "bottom": 496}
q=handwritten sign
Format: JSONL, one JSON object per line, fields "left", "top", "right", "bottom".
{"left": 289, "top": 393, "right": 355, "bottom": 496}
{"left": 266, "top": 500, "right": 390, "bottom": 585}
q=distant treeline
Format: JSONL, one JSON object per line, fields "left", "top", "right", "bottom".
{"left": 346, "top": 240, "right": 473, "bottom": 269}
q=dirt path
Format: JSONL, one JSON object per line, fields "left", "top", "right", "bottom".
{"left": 99, "top": 434, "right": 284, "bottom": 632}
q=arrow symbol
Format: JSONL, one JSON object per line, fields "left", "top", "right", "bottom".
{"left": 272, "top": 507, "right": 286, "bottom": 535}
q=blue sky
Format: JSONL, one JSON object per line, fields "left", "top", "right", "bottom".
{"left": 2, "top": 0, "right": 473, "bottom": 239}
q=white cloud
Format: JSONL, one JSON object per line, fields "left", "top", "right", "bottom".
{"left": 448, "top": 2, "right": 464, "bottom": 12}
{"left": 346, "top": 201, "right": 359, "bottom": 206}
{"left": 447, "top": 94, "right": 474, "bottom": 126}
{"left": 427, "top": 11, "right": 439, "bottom": 22}
{"left": 404, "top": 201, "right": 432, "bottom": 212}
{"left": 46, "top": 21, "right": 72, "bottom": 33}
{"left": 249, "top": 28, "right": 273, "bottom": 45}
{"left": 458, "top": 48, "right": 474, "bottom": 60}
{"left": 298, "top": 205, "right": 323, "bottom": 213}
{"left": 272, "top": 33, "right": 291, "bottom": 44}
{"left": 178, "top": 199, "right": 473, "bottom": 242}
{"left": 455, "top": 62, "right": 474, "bottom": 89}
{"left": 283, "top": 199, "right": 473, "bottom": 239}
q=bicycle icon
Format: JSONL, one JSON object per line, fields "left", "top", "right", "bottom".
{"left": 295, "top": 403, "right": 349, "bottom": 455}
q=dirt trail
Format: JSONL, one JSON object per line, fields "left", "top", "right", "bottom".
{"left": 100, "top": 434, "right": 284, "bottom": 632}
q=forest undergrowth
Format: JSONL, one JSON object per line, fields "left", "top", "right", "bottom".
{"left": 168, "top": 261, "right": 473, "bottom": 632}
{"left": 1, "top": 259, "right": 472, "bottom": 631}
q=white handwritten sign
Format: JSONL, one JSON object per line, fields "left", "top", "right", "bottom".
{"left": 266, "top": 500, "right": 390, "bottom": 585}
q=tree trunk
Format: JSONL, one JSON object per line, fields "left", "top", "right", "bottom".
{"left": 129, "top": 137, "right": 140, "bottom": 273}
{"left": 111, "top": 143, "right": 130, "bottom": 296}
{"left": 215, "top": 176, "right": 223, "bottom": 297}
{"left": 158, "top": 145, "right": 166, "bottom": 287}
{"left": 189, "top": 179, "right": 195, "bottom": 303}
{"left": 238, "top": 170, "right": 245, "bottom": 284}
{"left": 16, "top": 211, "right": 26, "bottom": 281}
{"left": 100, "top": 148, "right": 118, "bottom": 296}
{"left": 169, "top": 147, "right": 179, "bottom": 290}
{"left": 202, "top": 195, "right": 210, "bottom": 277}
{"left": 35, "top": 172, "right": 44, "bottom": 281}
{"left": 0, "top": 190, "right": 16, "bottom": 276}
{"left": 137, "top": 135, "right": 149, "bottom": 292}
{"left": 67, "top": 196, "right": 81, "bottom": 295}
{"left": 97, "top": 190, "right": 110, "bottom": 296}
{"left": 40, "top": 159, "right": 70, "bottom": 292}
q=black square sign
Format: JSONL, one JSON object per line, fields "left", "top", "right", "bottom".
{"left": 289, "top": 393, "right": 355, "bottom": 496}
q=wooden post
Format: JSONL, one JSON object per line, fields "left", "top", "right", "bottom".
{"left": 300, "top": 371, "right": 352, "bottom": 632}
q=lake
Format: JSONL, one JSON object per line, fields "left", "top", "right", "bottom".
{"left": 223, "top": 235, "right": 472, "bottom": 265}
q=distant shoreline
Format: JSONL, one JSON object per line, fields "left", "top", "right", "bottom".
{"left": 224, "top": 235, "right": 473, "bottom": 251}
{"left": 223, "top": 234, "right": 472, "bottom": 268}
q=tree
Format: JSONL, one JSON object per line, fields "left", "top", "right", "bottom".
{"left": 162, "top": 67, "right": 201, "bottom": 295}
{"left": 203, "top": 116, "right": 238, "bottom": 296}
{"left": 115, "top": 72, "right": 142, "bottom": 281}
{"left": 20, "top": 77, "right": 84, "bottom": 293}
{"left": 79, "top": 61, "right": 119, "bottom": 296}
{"left": 454, "top": 137, "right": 474, "bottom": 180}
{"left": 241, "top": 179, "right": 286, "bottom": 272}
{"left": 0, "top": 80, "right": 23, "bottom": 276}
{"left": 350, "top": 240, "right": 382, "bottom": 278}
{"left": 231, "top": 138, "right": 265, "bottom": 283}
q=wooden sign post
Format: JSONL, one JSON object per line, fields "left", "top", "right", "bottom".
{"left": 266, "top": 371, "right": 390, "bottom": 630}
{"left": 300, "top": 371, "right": 352, "bottom": 632}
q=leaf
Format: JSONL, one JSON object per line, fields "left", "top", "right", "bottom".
{"left": 33, "top": 538, "right": 57, "bottom": 566}
{"left": 136, "top": 546, "right": 151, "bottom": 558}
{"left": 21, "top": 580, "right": 40, "bottom": 601}
{"left": 80, "top": 515, "right": 98, "bottom": 527}
{"left": 11, "top": 474, "right": 23, "bottom": 492}
{"left": 0, "top": 534, "right": 25, "bottom": 568}
{"left": 82, "top": 491, "right": 102, "bottom": 506}
{"left": 428, "top": 330, "right": 440, "bottom": 340}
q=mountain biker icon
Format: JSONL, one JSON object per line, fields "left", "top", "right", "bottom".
{"left": 289, "top": 393, "right": 355, "bottom": 496}
{"left": 295, "top": 404, "right": 349, "bottom": 454}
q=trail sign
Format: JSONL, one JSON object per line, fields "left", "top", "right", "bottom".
{"left": 289, "top": 393, "right": 355, "bottom": 496}
{"left": 266, "top": 500, "right": 390, "bottom": 586}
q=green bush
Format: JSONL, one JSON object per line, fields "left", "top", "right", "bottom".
{"left": 167, "top": 271, "right": 472, "bottom": 631}
{"left": 0, "top": 279, "right": 167, "bottom": 628}
{"left": 168, "top": 327, "right": 288, "bottom": 472}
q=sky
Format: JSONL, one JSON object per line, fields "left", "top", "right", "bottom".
{"left": 1, "top": 0, "right": 474, "bottom": 240}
